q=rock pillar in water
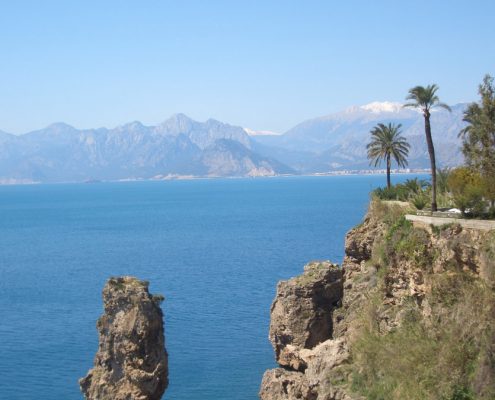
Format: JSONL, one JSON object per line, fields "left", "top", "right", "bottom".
{"left": 80, "top": 276, "right": 168, "bottom": 400}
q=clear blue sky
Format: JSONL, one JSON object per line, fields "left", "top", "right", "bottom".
{"left": 0, "top": 0, "right": 493, "bottom": 134}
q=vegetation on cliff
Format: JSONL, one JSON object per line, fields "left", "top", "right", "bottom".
{"left": 347, "top": 201, "right": 495, "bottom": 400}
{"left": 369, "top": 75, "right": 495, "bottom": 218}
{"left": 460, "top": 74, "right": 495, "bottom": 208}
{"left": 343, "top": 77, "right": 495, "bottom": 398}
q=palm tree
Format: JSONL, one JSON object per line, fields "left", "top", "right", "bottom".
{"left": 367, "top": 123, "right": 410, "bottom": 188}
{"left": 404, "top": 85, "right": 451, "bottom": 211}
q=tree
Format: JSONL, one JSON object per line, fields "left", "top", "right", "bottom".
{"left": 447, "top": 167, "right": 485, "bottom": 216}
{"left": 404, "top": 84, "right": 451, "bottom": 211}
{"left": 367, "top": 123, "right": 410, "bottom": 188}
{"left": 460, "top": 74, "right": 495, "bottom": 206}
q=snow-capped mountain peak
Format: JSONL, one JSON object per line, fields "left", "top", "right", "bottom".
{"left": 244, "top": 128, "right": 281, "bottom": 136}
{"left": 360, "top": 101, "right": 405, "bottom": 113}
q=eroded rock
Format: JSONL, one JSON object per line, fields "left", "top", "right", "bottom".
{"left": 80, "top": 276, "right": 168, "bottom": 400}
{"left": 268, "top": 261, "right": 343, "bottom": 372}
{"left": 259, "top": 368, "right": 317, "bottom": 400}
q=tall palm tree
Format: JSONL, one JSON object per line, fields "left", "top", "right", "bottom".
{"left": 404, "top": 85, "right": 451, "bottom": 211}
{"left": 367, "top": 123, "right": 410, "bottom": 188}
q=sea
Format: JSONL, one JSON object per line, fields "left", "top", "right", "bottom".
{"left": 0, "top": 175, "right": 419, "bottom": 399}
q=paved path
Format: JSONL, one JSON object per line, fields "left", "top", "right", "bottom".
{"left": 405, "top": 214, "right": 495, "bottom": 231}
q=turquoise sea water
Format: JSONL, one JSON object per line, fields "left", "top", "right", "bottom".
{"left": 0, "top": 175, "right": 418, "bottom": 399}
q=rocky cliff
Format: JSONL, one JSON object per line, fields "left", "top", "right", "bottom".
{"left": 80, "top": 276, "right": 168, "bottom": 400}
{"left": 260, "top": 200, "right": 495, "bottom": 400}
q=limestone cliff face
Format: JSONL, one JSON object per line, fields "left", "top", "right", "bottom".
{"left": 260, "top": 200, "right": 495, "bottom": 400}
{"left": 80, "top": 277, "right": 168, "bottom": 400}
{"left": 269, "top": 262, "right": 343, "bottom": 372}
{"left": 260, "top": 261, "right": 349, "bottom": 400}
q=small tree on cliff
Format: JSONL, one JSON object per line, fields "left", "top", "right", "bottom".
{"left": 459, "top": 74, "right": 495, "bottom": 206}
{"left": 447, "top": 166, "right": 485, "bottom": 215}
{"left": 404, "top": 84, "right": 451, "bottom": 211}
{"left": 367, "top": 123, "right": 410, "bottom": 189}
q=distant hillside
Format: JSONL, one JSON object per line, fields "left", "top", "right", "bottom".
{"left": 0, "top": 114, "right": 292, "bottom": 183}
{"left": 0, "top": 103, "right": 468, "bottom": 183}
{"left": 252, "top": 102, "right": 467, "bottom": 172}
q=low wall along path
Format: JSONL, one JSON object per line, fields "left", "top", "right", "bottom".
{"left": 405, "top": 214, "right": 495, "bottom": 231}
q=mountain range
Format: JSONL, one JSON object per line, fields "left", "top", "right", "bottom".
{"left": 0, "top": 102, "right": 468, "bottom": 183}
{"left": 252, "top": 101, "right": 466, "bottom": 172}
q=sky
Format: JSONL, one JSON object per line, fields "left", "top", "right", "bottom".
{"left": 0, "top": 0, "right": 494, "bottom": 134}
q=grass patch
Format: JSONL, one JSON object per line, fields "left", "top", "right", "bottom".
{"left": 430, "top": 222, "right": 460, "bottom": 237}
{"left": 382, "top": 216, "right": 433, "bottom": 269}
{"left": 368, "top": 199, "right": 410, "bottom": 225}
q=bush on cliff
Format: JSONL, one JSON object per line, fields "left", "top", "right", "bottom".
{"left": 447, "top": 167, "right": 487, "bottom": 217}
{"left": 372, "top": 178, "right": 430, "bottom": 203}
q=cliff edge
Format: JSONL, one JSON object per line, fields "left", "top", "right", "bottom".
{"left": 80, "top": 276, "right": 168, "bottom": 400}
{"left": 260, "top": 200, "right": 495, "bottom": 400}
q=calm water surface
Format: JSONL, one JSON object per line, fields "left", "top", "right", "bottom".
{"left": 0, "top": 175, "right": 418, "bottom": 399}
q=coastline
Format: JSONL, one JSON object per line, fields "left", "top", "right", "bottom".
{"left": 0, "top": 168, "right": 431, "bottom": 186}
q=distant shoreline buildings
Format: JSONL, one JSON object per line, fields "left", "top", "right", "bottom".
{"left": 0, "top": 168, "right": 433, "bottom": 185}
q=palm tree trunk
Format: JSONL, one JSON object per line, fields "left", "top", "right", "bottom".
{"left": 386, "top": 154, "right": 391, "bottom": 189}
{"left": 424, "top": 112, "right": 437, "bottom": 211}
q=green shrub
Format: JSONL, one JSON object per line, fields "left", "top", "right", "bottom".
{"left": 451, "top": 387, "right": 475, "bottom": 400}
{"left": 447, "top": 167, "right": 487, "bottom": 216}
{"left": 412, "top": 194, "right": 428, "bottom": 210}
{"left": 430, "top": 223, "right": 458, "bottom": 237}
{"left": 394, "top": 184, "right": 411, "bottom": 201}
{"left": 373, "top": 180, "right": 432, "bottom": 204}
{"left": 373, "top": 186, "right": 399, "bottom": 200}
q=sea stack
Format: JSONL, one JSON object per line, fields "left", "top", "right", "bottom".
{"left": 80, "top": 276, "right": 168, "bottom": 400}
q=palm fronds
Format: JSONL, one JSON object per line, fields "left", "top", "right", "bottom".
{"left": 367, "top": 123, "right": 410, "bottom": 168}
{"left": 404, "top": 84, "right": 452, "bottom": 113}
